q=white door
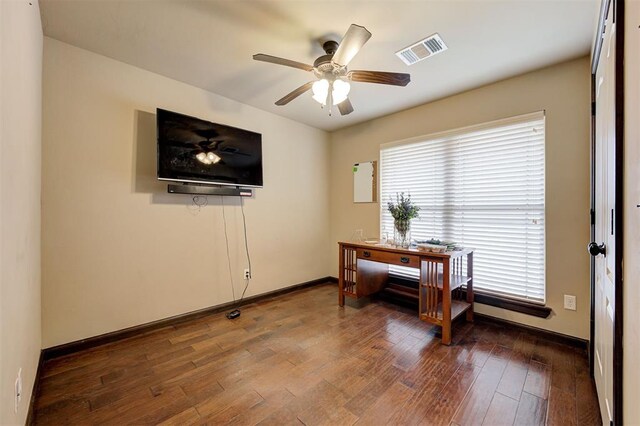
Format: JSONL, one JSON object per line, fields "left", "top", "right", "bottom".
{"left": 593, "top": 3, "right": 616, "bottom": 424}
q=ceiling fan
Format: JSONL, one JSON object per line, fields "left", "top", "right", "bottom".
{"left": 253, "top": 24, "right": 410, "bottom": 116}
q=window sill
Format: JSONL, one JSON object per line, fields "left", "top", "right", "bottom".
{"left": 464, "top": 290, "right": 552, "bottom": 319}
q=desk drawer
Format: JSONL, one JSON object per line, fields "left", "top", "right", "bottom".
{"left": 356, "top": 248, "right": 420, "bottom": 268}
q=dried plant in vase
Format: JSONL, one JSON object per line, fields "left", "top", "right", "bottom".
{"left": 387, "top": 192, "right": 420, "bottom": 248}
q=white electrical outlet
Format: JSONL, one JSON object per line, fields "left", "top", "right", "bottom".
{"left": 564, "top": 295, "right": 577, "bottom": 311}
{"left": 14, "top": 368, "right": 22, "bottom": 413}
{"left": 244, "top": 269, "right": 251, "bottom": 280}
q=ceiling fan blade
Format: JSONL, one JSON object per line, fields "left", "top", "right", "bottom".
{"left": 347, "top": 70, "right": 411, "bottom": 86}
{"left": 275, "top": 82, "right": 314, "bottom": 106}
{"left": 253, "top": 54, "right": 314, "bottom": 72}
{"left": 331, "top": 24, "right": 372, "bottom": 67}
{"left": 338, "top": 98, "right": 354, "bottom": 115}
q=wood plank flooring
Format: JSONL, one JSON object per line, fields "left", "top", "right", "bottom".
{"left": 32, "top": 283, "right": 600, "bottom": 425}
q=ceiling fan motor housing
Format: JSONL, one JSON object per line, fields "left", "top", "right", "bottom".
{"left": 313, "top": 57, "right": 346, "bottom": 81}
{"left": 313, "top": 54, "right": 334, "bottom": 70}
{"left": 313, "top": 40, "right": 348, "bottom": 79}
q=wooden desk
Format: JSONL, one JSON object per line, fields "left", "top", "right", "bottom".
{"left": 338, "top": 241, "right": 474, "bottom": 345}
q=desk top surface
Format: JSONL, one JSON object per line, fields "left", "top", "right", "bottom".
{"left": 338, "top": 241, "right": 473, "bottom": 259}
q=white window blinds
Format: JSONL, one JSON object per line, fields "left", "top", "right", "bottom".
{"left": 380, "top": 112, "right": 546, "bottom": 303}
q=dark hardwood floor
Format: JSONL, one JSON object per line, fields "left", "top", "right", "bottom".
{"left": 33, "top": 283, "right": 600, "bottom": 425}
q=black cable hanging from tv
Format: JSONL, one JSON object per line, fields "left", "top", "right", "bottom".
{"left": 224, "top": 196, "right": 252, "bottom": 320}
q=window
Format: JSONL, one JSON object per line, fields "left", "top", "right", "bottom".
{"left": 380, "top": 112, "right": 545, "bottom": 303}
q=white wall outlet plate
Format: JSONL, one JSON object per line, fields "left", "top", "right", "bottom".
{"left": 244, "top": 269, "right": 251, "bottom": 280}
{"left": 564, "top": 294, "right": 577, "bottom": 311}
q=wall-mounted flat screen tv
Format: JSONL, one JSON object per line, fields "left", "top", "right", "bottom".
{"left": 157, "top": 108, "right": 263, "bottom": 187}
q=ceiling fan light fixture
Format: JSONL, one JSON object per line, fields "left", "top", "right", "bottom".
{"left": 332, "top": 79, "right": 350, "bottom": 104}
{"left": 312, "top": 79, "right": 329, "bottom": 105}
{"left": 311, "top": 78, "right": 350, "bottom": 106}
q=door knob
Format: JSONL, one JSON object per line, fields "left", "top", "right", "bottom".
{"left": 588, "top": 242, "right": 606, "bottom": 256}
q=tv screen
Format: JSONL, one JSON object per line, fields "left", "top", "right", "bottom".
{"left": 157, "top": 108, "right": 263, "bottom": 187}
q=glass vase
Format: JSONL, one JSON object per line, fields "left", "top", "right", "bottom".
{"left": 393, "top": 219, "right": 411, "bottom": 248}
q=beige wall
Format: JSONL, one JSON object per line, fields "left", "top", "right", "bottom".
{"left": 0, "top": 1, "right": 42, "bottom": 424}
{"left": 42, "top": 38, "right": 331, "bottom": 348}
{"left": 330, "top": 57, "right": 591, "bottom": 339}
{"left": 624, "top": 2, "right": 640, "bottom": 422}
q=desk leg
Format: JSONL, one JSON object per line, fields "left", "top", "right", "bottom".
{"left": 442, "top": 258, "right": 452, "bottom": 345}
{"left": 466, "top": 252, "right": 474, "bottom": 322}
{"left": 338, "top": 245, "right": 345, "bottom": 307}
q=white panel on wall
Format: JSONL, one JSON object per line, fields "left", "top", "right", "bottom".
{"left": 353, "top": 161, "right": 377, "bottom": 203}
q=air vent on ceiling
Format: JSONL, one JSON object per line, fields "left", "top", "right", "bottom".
{"left": 396, "top": 33, "right": 448, "bottom": 66}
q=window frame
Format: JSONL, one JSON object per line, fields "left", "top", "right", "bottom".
{"left": 379, "top": 111, "right": 547, "bottom": 309}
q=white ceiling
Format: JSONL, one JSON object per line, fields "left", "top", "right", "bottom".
{"left": 39, "top": 0, "right": 597, "bottom": 131}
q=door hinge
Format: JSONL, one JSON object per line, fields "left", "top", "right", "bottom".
{"left": 592, "top": 101, "right": 596, "bottom": 116}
